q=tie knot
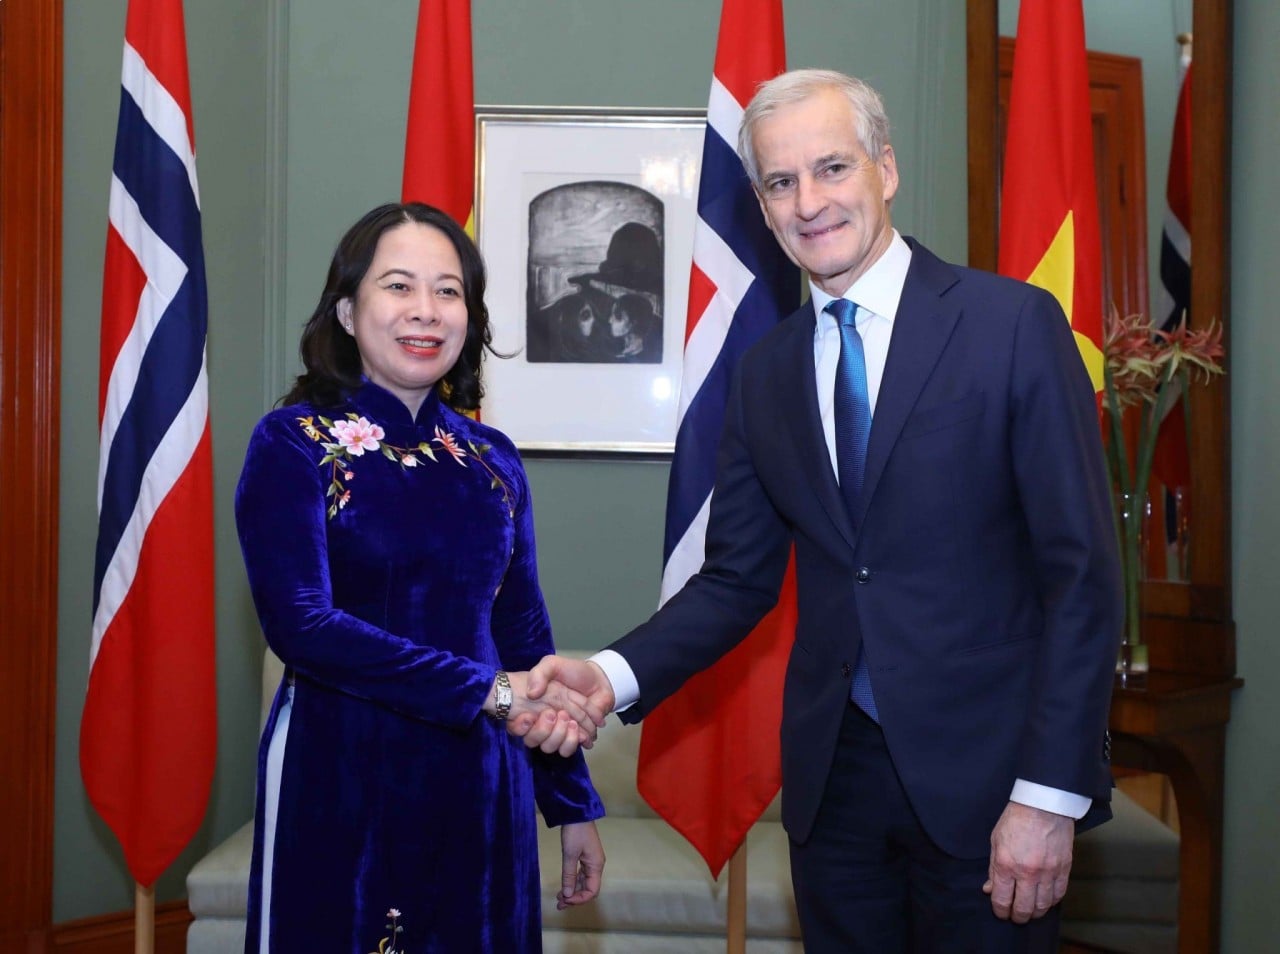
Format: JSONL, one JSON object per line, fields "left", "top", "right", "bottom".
{"left": 825, "top": 298, "right": 858, "bottom": 328}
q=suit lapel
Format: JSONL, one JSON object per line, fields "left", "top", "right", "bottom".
{"left": 856, "top": 241, "right": 962, "bottom": 527}
{"left": 776, "top": 303, "right": 856, "bottom": 549}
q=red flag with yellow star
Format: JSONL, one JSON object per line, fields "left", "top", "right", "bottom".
{"left": 402, "top": 0, "right": 474, "bottom": 234}
{"left": 998, "top": 0, "right": 1103, "bottom": 391}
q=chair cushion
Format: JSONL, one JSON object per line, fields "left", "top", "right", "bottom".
{"left": 1072, "top": 788, "right": 1180, "bottom": 882}
{"left": 1060, "top": 788, "right": 1179, "bottom": 936}
{"left": 539, "top": 816, "right": 799, "bottom": 939}
{"left": 187, "top": 821, "right": 253, "bottom": 919}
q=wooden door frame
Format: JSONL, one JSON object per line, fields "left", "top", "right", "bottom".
{"left": 0, "top": 0, "right": 62, "bottom": 947}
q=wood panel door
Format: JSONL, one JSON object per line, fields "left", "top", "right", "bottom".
{"left": 0, "top": 0, "right": 62, "bottom": 949}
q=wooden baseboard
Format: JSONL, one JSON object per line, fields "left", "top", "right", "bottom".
{"left": 49, "top": 901, "right": 191, "bottom": 954}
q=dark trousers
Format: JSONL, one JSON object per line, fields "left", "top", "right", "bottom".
{"left": 789, "top": 703, "right": 1061, "bottom": 954}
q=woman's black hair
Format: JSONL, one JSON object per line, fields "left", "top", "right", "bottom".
{"left": 281, "top": 202, "right": 493, "bottom": 410}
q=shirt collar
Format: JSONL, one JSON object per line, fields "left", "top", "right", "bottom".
{"left": 810, "top": 230, "right": 912, "bottom": 328}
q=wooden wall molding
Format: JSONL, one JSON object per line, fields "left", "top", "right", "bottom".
{"left": 0, "top": 0, "right": 63, "bottom": 947}
{"left": 50, "top": 902, "right": 191, "bottom": 954}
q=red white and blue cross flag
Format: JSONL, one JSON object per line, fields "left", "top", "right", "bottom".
{"left": 636, "top": 0, "right": 800, "bottom": 877}
{"left": 1150, "top": 57, "right": 1193, "bottom": 533}
{"left": 80, "top": 0, "right": 217, "bottom": 888}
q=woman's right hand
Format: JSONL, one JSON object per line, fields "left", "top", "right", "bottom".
{"left": 494, "top": 670, "right": 597, "bottom": 755}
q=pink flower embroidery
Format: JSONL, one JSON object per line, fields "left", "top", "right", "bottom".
{"left": 302, "top": 412, "right": 510, "bottom": 521}
{"left": 330, "top": 416, "right": 385, "bottom": 456}
{"left": 433, "top": 426, "right": 469, "bottom": 466}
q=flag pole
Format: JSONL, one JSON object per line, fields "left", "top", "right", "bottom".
{"left": 135, "top": 882, "right": 155, "bottom": 954}
{"left": 726, "top": 841, "right": 747, "bottom": 954}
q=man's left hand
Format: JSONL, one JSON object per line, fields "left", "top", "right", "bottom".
{"left": 983, "top": 801, "right": 1074, "bottom": 923}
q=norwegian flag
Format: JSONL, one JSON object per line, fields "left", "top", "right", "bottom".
{"left": 635, "top": 0, "right": 799, "bottom": 877}
{"left": 80, "top": 0, "right": 217, "bottom": 888}
{"left": 1149, "top": 57, "right": 1193, "bottom": 574}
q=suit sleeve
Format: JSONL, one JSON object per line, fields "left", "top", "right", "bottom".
{"left": 611, "top": 363, "right": 793, "bottom": 720}
{"left": 1007, "top": 289, "right": 1123, "bottom": 797}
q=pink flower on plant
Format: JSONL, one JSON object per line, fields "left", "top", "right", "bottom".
{"left": 1103, "top": 309, "right": 1163, "bottom": 409}
{"left": 1160, "top": 318, "right": 1225, "bottom": 385}
{"left": 330, "top": 416, "right": 385, "bottom": 456}
{"left": 433, "top": 426, "right": 468, "bottom": 466}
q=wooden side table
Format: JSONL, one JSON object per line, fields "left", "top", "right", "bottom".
{"left": 1108, "top": 672, "right": 1242, "bottom": 954}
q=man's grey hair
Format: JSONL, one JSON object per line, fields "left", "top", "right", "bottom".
{"left": 738, "top": 69, "right": 892, "bottom": 188}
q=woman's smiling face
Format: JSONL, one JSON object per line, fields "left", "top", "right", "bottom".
{"left": 337, "top": 222, "right": 469, "bottom": 415}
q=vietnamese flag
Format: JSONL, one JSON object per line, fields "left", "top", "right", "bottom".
{"left": 998, "top": 0, "right": 1104, "bottom": 391}
{"left": 402, "top": 0, "right": 474, "bottom": 234}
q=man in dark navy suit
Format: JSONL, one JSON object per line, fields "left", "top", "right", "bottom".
{"left": 525, "top": 69, "right": 1122, "bottom": 952}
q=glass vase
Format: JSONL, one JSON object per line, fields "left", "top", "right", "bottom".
{"left": 1114, "top": 491, "right": 1150, "bottom": 687}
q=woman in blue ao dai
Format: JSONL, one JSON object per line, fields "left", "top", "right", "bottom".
{"left": 235, "top": 203, "right": 604, "bottom": 952}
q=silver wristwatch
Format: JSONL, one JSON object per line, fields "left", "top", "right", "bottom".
{"left": 492, "top": 670, "right": 513, "bottom": 721}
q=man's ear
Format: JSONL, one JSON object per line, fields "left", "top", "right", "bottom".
{"left": 879, "top": 145, "right": 900, "bottom": 204}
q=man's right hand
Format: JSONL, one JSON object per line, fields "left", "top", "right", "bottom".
{"left": 527, "top": 655, "right": 616, "bottom": 730}
{"left": 499, "top": 670, "right": 597, "bottom": 756}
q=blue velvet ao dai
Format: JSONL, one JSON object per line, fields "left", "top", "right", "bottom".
{"left": 235, "top": 381, "right": 602, "bottom": 953}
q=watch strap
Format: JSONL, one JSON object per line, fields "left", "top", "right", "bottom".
{"left": 493, "top": 670, "right": 513, "bottom": 721}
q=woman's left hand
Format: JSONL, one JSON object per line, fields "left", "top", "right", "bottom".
{"left": 557, "top": 820, "right": 604, "bottom": 909}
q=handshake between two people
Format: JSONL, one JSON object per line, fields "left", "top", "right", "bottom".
{"left": 484, "top": 656, "right": 617, "bottom": 757}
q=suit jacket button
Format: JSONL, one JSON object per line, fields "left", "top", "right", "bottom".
{"left": 841, "top": 661, "right": 852, "bottom": 677}
{"left": 856, "top": 567, "right": 871, "bottom": 583}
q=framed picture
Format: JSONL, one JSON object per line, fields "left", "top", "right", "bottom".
{"left": 475, "top": 107, "right": 704, "bottom": 455}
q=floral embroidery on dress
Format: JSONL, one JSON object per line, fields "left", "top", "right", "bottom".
{"left": 368, "top": 907, "right": 404, "bottom": 954}
{"left": 297, "top": 413, "right": 514, "bottom": 519}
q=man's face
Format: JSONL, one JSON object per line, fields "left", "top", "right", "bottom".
{"left": 752, "top": 87, "right": 899, "bottom": 297}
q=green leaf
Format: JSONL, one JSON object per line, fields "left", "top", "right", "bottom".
{"left": 381, "top": 445, "right": 396, "bottom": 461}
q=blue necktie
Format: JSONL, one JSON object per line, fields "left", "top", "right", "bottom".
{"left": 826, "top": 298, "right": 879, "bottom": 722}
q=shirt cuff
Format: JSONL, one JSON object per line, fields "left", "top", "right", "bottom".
{"left": 590, "top": 649, "right": 639, "bottom": 712}
{"left": 1010, "top": 779, "right": 1092, "bottom": 819}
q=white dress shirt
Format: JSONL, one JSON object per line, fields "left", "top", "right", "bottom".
{"left": 593, "top": 230, "right": 1089, "bottom": 820}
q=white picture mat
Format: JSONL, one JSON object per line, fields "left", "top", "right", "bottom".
{"left": 476, "top": 108, "right": 704, "bottom": 453}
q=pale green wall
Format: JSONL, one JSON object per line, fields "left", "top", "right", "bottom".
{"left": 1223, "top": 0, "right": 1280, "bottom": 947}
{"left": 51, "top": 0, "right": 1280, "bottom": 943}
